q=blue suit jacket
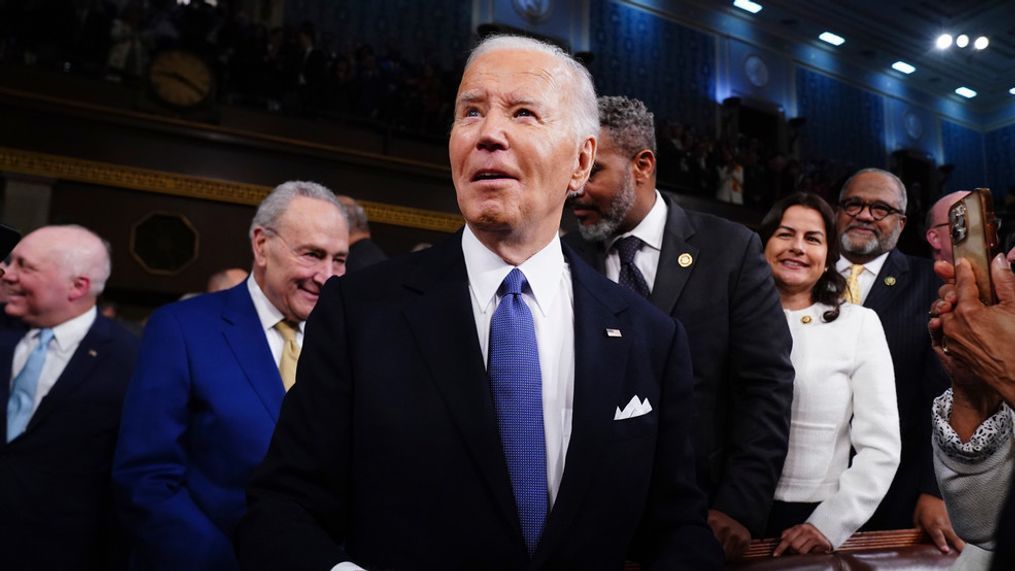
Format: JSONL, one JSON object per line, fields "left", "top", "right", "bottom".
{"left": 235, "top": 233, "right": 723, "bottom": 570}
{"left": 113, "top": 284, "right": 283, "bottom": 571}
{"left": 0, "top": 313, "right": 138, "bottom": 570}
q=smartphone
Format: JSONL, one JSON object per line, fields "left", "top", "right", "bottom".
{"left": 949, "top": 188, "right": 1001, "bottom": 305}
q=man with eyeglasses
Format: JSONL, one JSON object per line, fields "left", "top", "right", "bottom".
{"left": 833, "top": 168, "right": 958, "bottom": 553}
{"left": 925, "top": 191, "right": 970, "bottom": 263}
{"left": 113, "top": 181, "right": 349, "bottom": 571}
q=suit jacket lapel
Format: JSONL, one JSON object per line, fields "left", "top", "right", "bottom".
{"left": 400, "top": 235, "right": 520, "bottom": 537}
{"left": 25, "top": 314, "right": 112, "bottom": 432}
{"left": 221, "top": 285, "right": 284, "bottom": 422}
{"left": 864, "top": 250, "right": 908, "bottom": 312}
{"left": 650, "top": 194, "right": 699, "bottom": 315}
{"left": 533, "top": 250, "right": 631, "bottom": 565}
{"left": 0, "top": 329, "right": 21, "bottom": 443}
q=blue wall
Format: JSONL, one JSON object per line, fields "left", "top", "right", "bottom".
{"left": 796, "top": 67, "right": 885, "bottom": 169}
{"left": 985, "top": 124, "right": 1015, "bottom": 201}
{"left": 941, "top": 120, "right": 986, "bottom": 195}
{"left": 588, "top": 0, "right": 716, "bottom": 132}
{"left": 284, "top": 0, "right": 472, "bottom": 69}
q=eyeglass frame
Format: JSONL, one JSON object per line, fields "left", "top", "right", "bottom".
{"left": 837, "top": 198, "right": 906, "bottom": 221}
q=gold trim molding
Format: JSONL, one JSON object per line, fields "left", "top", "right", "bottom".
{"left": 0, "top": 146, "right": 462, "bottom": 233}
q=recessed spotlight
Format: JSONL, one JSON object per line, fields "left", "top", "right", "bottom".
{"left": 955, "top": 87, "right": 977, "bottom": 99}
{"left": 733, "top": 0, "right": 763, "bottom": 14}
{"left": 819, "top": 32, "right": 845, "bottom": 46}
{"left": 956, "top": 34, "right": 969, "bottom": 48}
{"left": 1009, "top": 87, "right": 1015, "bottom": 95}
{"left": 936, "top": 34, "right": 953, "bottom": 49}
{"left": 891, "top": 61, "right": 916, "bottom": 74}
{"left": 974, "top": 36, "right": 989, "bottom": 50}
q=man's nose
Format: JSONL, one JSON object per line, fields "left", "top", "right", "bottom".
{"left": 476, "top": 114, "right": 509, "bottom": 152}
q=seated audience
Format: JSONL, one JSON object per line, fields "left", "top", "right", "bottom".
{"left": 112, "top": 181, "right": 349, "bottom": 571}
{"left": 0, "top": 225, "right": 139, "bottom": 570}
{"left": 929, "top": 249, "right": 1015, "bottom": 569}
{"left": 759, "top": 193, "right": 901, "bottom": 555}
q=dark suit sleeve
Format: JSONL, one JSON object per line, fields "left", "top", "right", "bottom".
{"left": 112, "top": 309, "right": 236, "bottom": 570}
{"left": 636, "top": 320, "right": 724, "bottom": 570}
{"left": 920, "top": 337, "right": 950, "bottom": 497}
{"left": 712, "top": 232, "right": 795, "bottom": 534}
{"left": 235, "top": 278, "right": 352, "bottom": 571}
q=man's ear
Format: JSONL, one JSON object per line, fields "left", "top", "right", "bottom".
{"left": 631, "top": 149, "right": 656, "bottom": 183}
{"left": 251, "top": 227, "right": 270, "bottom": 267}
{"left": 926, "top": 228, "right": 942, "bottom": 250}
{"left": 569, "top": 135, "right": 597, "bottom": 193}
{"left": 68, "top": 275, "right": 91, "bottom": 302}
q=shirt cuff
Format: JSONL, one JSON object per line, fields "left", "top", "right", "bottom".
{"left": 933, "top": 388, "right": 1012, "bottom": 464}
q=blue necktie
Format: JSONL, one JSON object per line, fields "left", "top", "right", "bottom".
{"left": 7, "top": 328, "right": 54, "bottom": 442}
{"left": 615, "top": 235, "right": 651, "bottom": 298}
{"left": 488, "top": 268, "right": 547, "bottom": 555}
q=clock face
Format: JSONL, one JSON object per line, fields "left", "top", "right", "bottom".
{"left": 148, "top": 50, "right": 213, "bottom": 108}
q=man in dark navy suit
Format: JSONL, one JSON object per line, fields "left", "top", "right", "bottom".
{"left": 236, "top": 35, "right": 721, "bottom": 570}
{"left": 833, "top": 168, "right": 957, "bottom": 552}
{"left": 0, "top": 225, "right": 138, "bottom": 570}
{"left": 564, "top": 96, "right": 794, "bottom": 560}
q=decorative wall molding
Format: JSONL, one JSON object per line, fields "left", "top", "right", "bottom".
{"left": 0, "top": 147, "right": 463, "bottom": 233}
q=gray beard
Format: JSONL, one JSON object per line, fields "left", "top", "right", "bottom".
{"left": 839, "top": 232, "right": 880, "bottom": 256}
{"left": 575, "top": 175, "right": 637, "bottom": 242}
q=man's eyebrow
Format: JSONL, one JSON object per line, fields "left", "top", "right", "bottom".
{"left": 456, "top": 90, "right": 486, "bottom": 105}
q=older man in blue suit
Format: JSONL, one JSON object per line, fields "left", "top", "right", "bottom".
{"left": 113, "top": 181, "right": 349, "bottom": 570}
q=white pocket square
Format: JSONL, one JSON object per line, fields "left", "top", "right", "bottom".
{"left": 614, "top": 395, "right": 653, "bottom": 420}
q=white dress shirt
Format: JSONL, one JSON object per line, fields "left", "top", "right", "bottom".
{"left": 463, "top": 225, "right": 576, "bottom": 505}
{"left": 9, "top": 306, "right": 97, "bottom": 412}
{"left": 604, "top": 190, "right": 667, "bottom": 292}
{"left": 835, "top": 252, "right": 890, "bottom": 304}
{"left": 246, "top": 276, "right": 304, "bottom": 365}
{"left": 332, "top": 229, "right": 577, "bottom": 571}
{"left": 775, "top": 302, "right": 901, "bottom": 548}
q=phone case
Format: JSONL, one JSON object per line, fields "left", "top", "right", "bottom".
{"left": 949, "top": 188, "right": 1001, "bottom": 305}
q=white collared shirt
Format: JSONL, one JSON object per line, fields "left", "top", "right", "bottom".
{"left": 604, "top": 190, "right": 667, "bottom": 292}
{"left": 246, "top": 276, "right": 305, "bottom": 366}
{"left": 836, "top": 252, "right": 890, "bottom": 304}
{"left": 10, "top": 306, "right": 97, "bottom": 411}
{"left": 462, "top": 225, "right": 576, "bottom": 506}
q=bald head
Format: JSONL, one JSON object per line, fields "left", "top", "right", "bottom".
{"left": 3, "top": 225, "right": 111, "bottom": 327}
{"left": 925, "top": 191, "right": 970, "bottom": 263}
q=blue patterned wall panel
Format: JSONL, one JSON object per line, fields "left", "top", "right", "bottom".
{"left": 284, "top": 0, "right": 472, "bottom": 69}
{"left": 589, "top": 0, "right": 716, "bottom": 131}
{"left": 796, "top": 67, "right": 885, "bottom": 168}
{"left": 941, "top": 120, "right": 986, "bottom": 194}
{"left": 985, "top": 124, "right": 1015, "bottom": 201}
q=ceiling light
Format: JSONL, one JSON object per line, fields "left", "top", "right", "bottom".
{"left": 891, "top": 61, "right": 916, "bottom": 74}
{"left": 936, "top": 34, "right": 953, "bottom": 49}
{"left": 733, "top": 0, "right": 763, "bottom": 14}
{"left": 1009, "top": 87, "right": 1015, "bottom": 95}
{"left": 956, "top": 34, "right": 969, "bottom": 48}
{"left": 819, "top": 32, "right": 845, "bottom": 46}
{"left": 955, "top": 87, "right": 977, "bottom": 99}
{"left": 974, "top": 36, "right": 989, "bottom": 50}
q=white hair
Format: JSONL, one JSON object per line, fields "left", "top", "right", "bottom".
{"left": 249, "top": 180, "right": 346, "bottom": 239}
{"left": 51, "top": 225, "right": 111, "bottom": 297}
{"left": 467, "top": 35, "right": 599, "bottom": 142}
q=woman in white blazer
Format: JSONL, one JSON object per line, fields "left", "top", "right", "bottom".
{"left": 759, "top": 192, "right": 901, "bottom": 556}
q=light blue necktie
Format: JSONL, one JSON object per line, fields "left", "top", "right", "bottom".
{"left": 7, "top": 328, "right": 54, "bottom": 442}
{"left": 488, "top": 268, "right": 547, "bottom": 555}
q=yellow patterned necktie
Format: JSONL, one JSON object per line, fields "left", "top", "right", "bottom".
{"left": 845, "top": 264, "right": 865, "bottom": 304}
{"left": 273, "top": 320, "right": 301, "bottom": 391}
